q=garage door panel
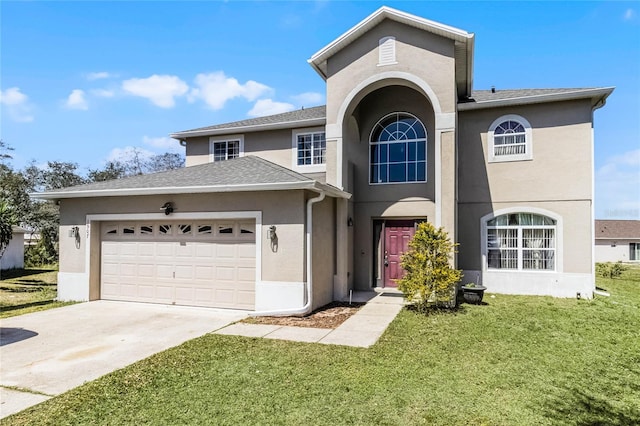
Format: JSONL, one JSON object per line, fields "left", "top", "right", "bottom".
{"left": 101, "top": 220, "right": 256, "bottom": 310}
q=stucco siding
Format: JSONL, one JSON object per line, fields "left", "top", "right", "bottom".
{"left": 311, "top": 196, "right": 336, "bottom": 309}
{"left": 59, "top": 191, "right": 306, "bottom": 285}
{"left": 457, "top": 200, "right": 593, "bottom": 274}
{"left": 458, "top": 99, "right": 594, "bottom": 203}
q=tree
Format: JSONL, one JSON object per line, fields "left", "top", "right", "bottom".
{"left": 146, "top": 152, "right": 184, "bottom": 173}
{"left": 0, "top": 139, "right": 14, "bottom": 163}
{"left": 397, "top": 222, "right": 462, "bottom": 311}
{"left": 87, "top": 160, "right": 127, "bottom": 182}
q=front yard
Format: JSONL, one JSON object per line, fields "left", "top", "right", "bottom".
{"left": 0, "top": 268, "right": 73, "bottom": 319}
{"left": 4, "top": 267, "right": 640, "bottom": 425}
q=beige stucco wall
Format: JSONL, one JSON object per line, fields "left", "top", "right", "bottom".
{"left": 311, "top": 196, "right": 336, "bottom": 309}
{"left": 325, "top": 19, "right": 456, "bottom": 124}
{"left": 58, "top": 191, "right": 307, "bottom": 286}
{"left": 456, "top": 99, "right": 595, "bottom": 275}
{"left": 185, "top": 127, "right": 327, "bottom": 179}
{"left": 458, "top": 99, "right": 594, "bottom": 203}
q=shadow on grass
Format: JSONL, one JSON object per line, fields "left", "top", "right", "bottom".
{"left": 405, "top": 304, "right": 468, "bottom": 316}
{"left": 0, "top": 268, "right": 55, "bottom": 280}
{"left": 0, "top": 299, "right": 57, "bottom": 313}
{"left": 0, "top": 285, "right": 51, "bottom": 293}
{"left": 542, "top": 385, "right": 640, "bottom": 426}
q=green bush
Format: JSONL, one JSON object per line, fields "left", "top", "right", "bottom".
{"left": 596, "top": 262, "right": 628, "bottom": 279}
{"left": 397, "top": 222, "right": 462, "bottom": 310}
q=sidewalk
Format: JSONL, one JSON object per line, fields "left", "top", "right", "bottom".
{"left": 214, "top": 290, "right": 405, "bottom": 347}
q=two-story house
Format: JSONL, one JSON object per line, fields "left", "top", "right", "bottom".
{"left": 35, "top": 7, "right": 613, "bottom": 313}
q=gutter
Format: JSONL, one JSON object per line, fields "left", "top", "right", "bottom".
{"left": 170, "top": 117, "right": 326, "bottom": 139}
{"left": 251, "top": 189, "right": 326, "bottom": 316}
{"left": 30, "top": 180, "right": 350, "bottom": 201}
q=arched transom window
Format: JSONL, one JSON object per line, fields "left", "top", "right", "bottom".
{"left": 486, "top": 213, "right": 556, "bottom": 271}
{"left": 488, "top": 114, "right": 532, "bottom": 162}
{"left": 369, "top": 112, "right": 427, "bottom": 184}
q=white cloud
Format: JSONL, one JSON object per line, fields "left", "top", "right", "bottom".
{"left": 107, "top": 146, "right": 155, "bottom": 163}
{"left": 0, "top": 87, "right": 34, "bottom": 122}
{"left": 596, "top": 149, "right": 640, "bottom": 219}
{"left": 623, "top": 8, "right": 636, "bottom": 21}
{"left": 87, "top": 71, "right": 113, "bottom": 80}
{"left": 291, "top": 91, "right": 324, "bottom": 106}
{"left": 248, "top": 99, "right": 296, "bottom": 117}
{"left": 122, "top": 74, "right": 188, "bottom": 108}
{"left": 142, "top": 135, "right": 181, "bottom": 152}
{"left": 189, "top": 71, "right": 272, "bottom": 110}
{"left": 65, "top": 89, "right": 88, "bottom": 110}
{"left": 90, "top": 89, "right": 115, "bottom": 98}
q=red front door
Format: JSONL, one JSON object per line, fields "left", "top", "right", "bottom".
{"left": 384, "top": 220, "right": 416, "bottom": 287}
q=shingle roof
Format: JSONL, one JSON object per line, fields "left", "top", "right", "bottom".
{"left": 172, "top": 105, "right": 326, "bottom": 136}
{"left": 469, "top": 88, "right": 594, "bottom": 102}
{"left": 54, "top": 156, "right": 313, "bottom": 194}
{"left": 459, "top": 87, "right": 613, "bottom": 110}
{"left": 595, "top": 220, "right": 640, "bottom": 239}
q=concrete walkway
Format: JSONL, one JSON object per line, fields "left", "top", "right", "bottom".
{"left": 215, "top": 290, "right": 405, "bottom": 347}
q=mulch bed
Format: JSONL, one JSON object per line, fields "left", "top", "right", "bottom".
{"left": 242, "top": 301, "right": 365, "bottom": 329}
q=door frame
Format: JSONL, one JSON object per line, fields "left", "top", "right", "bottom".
{"left": 373, "top": 218, "right": 425, "bottom": 288}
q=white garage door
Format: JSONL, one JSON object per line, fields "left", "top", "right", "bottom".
{"left": 100, "top": 220, "right": 256, "bottom": 310}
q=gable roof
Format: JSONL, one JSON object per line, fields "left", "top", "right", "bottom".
{"left": 308, "top": 6, "right": 475, "bottom": 97}
{"left": 595, "top": 220, "right": 640, "bottom": 240}
{"left": 31, "top": 156, "right": 350, "bottom": 201}
{"left": 459, "top": 87, "right": 614, "bottom": 111}
{"left": 171, "top": 106, "right": 326, "bottom": 139}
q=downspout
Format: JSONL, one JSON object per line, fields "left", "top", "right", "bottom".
{"left": 250, "top": 190, "right": 325, "bottom": 316}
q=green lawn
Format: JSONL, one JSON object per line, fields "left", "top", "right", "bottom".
{"left": 0, "top": 267, "right": 74, "bottom": 319}
{"left": 5, "top": 267, "right": 640, "bottom": 425}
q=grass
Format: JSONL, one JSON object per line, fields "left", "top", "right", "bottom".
{"left": 4, "top": 266, "right": 640, "bottom": 425}
{"left": 0, "top": 267, "right": 74, "bottom": 319}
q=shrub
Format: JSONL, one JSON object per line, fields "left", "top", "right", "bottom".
{"left": 397, "top": 222, "right": 462, "bottom": 310}
{"left": 596, "top": 262, "right": 628, "bottom": 279}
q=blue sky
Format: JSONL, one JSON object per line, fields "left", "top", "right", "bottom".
{"left": 1, "top": 1, "right": 639, "bottom": 219}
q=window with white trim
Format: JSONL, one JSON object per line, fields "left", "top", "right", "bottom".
{"left": 486, "top": 213, "right": 556, "bottom": 271}
{"left": 631, "top": 243, "right": 640, "bottom": 261}
{"left": 369, "top": 112, "right": 427, "bottom": 184}
{"left": 296, "top": 131, "right": 326, "bottom": 166}
{"left": 209, "top": 136, "right": 243, "bottom": 162}
{"left": 488, "top": 115, "right": 532, "bottom": 162}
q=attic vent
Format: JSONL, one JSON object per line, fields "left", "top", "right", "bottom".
{"left": 378, "top": 36, "right": 397, "bottom": 66}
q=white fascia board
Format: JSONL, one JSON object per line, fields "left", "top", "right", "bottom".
{"left": 308, "top": 6, "right": 473, "bottom": 79}
{"left": 458, "top": 87, "right": 615, "bottom": 111}
{"left": 31, "top": 180, "right": 351, "bottom": 201}
{"left": 171, "top": 118, "right": 326, "bottom": 139}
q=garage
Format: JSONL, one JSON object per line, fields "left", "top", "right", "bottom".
{"left": 100, "top": 220, "right": 256, "bottom": 310}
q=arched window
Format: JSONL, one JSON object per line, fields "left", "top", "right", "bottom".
{"left": 488, "top": 114, "right": 532, "bottom": 162}
{"left": 369, "top": 112, "right": 427, "bottom": 184}
{"left": 486, "top": 213, "right": 556, "bottom": 271}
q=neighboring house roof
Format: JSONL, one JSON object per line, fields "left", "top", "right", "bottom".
{"left": 31, "top": 156, "right": 350, "bottom": 200}
{"left": 171, "top": 88, "right": 614, "bottom": 139}
{"left": 595, "top": 220, "right": 640, "bottom": 240}
{"left": 308, "top": 6, "right": 475, "bottom": 98}
{"left": 171, "top": 106, "right": 326, "bottom": 139}
{"left": 458, "top": 87, "right": 614, "bottom": 111}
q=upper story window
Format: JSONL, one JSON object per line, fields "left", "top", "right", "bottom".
{"left": 209, "top": 135, "right": 243, "bottom": 162}
{"left": 488, "top": 114, "right": 532, "bottom": 163}
{"left": 486, "top": 213, "right": 556, "bottom": 271}
{"left": 292, "top": 128, "right": 326, "bottom": 173}
{"left": 369, "top": 112, "right": 427, "bottom": 184}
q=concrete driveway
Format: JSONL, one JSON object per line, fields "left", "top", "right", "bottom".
{"left": 0, "top": 301, "right": 246, "bottom": 418}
